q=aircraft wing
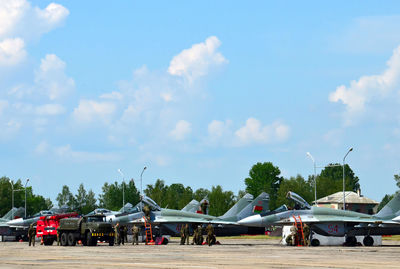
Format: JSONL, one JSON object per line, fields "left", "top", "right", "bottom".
{"left": 152, "top": 215, "right": 238, "bottom": 225}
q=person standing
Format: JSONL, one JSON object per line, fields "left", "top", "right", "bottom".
{"left": 28, "top": 223, "right": 36, "bottom": 247}
{"left": 303, "top": 224, "right": 310, "bottom": 246}
{"left": 120, "top": 225, "right": 125, "bottom": 245}
{"left": 114, "top": 222, "right": 120, "bottom": 246}
{"left": 196, "top": 225, "right": 203, "bottom": 245}
{"left": 123, "top": 225, "right": 128, "bottom": 244}
{"left": 191, "top": 225, "right": 198, "bottom": 245}
{"left": 57, "top": 229, "right": 60, "bottom": 246}
{"left": 132, "top": 225, "right": 139, "bottom": 245}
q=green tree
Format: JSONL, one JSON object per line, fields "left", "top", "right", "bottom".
{"left": 377, "top": 172, "right": 400, "bottom": 211}
{"left": 124, "top": 179, "right": 140, "bottom": 207}
{"left": 208, "top": 185, "right": 235, "bottom": 216}
{"left": 56, "top": 185, "right": 76, "bottom": 209}
{"left": 245, "top": 162, "right": 283, "bottom": 209}
{"left": 276, "top": 175, "right": 313, "bottom": 207}
{"left": 144, "top": 179, "right": 167, "bottom": 207}
{"left": 74, "top": 183, "right": 97, "bottom": 214}
{"left": 313, "top": 164, "right": 360, "bottom": 200}
{"left": 193, "top": 188, "right": 210, "bottom": 202}
{"left": 98, "top": 181, "right": 123, "bottom": 211}
{"left": 164, "top": 184, "right": 193, "bottom": 209}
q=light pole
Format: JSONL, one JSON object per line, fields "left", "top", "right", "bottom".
{"left": 8, "top": 179, "right": 14, "bottom": 219}
{"left": 24, "top": 179, "right": 29, "bottom": 218}
{"left": 117, "top": 169, "right": 125, "bottom": 212}
{"left": 140, "top": 166, "right": 147, "bottom": 199}
{"left": 306, "top": 152, "right": 317, "bottom": 205}
{"left": 343, "top": 147, "right": 353, "bottom": 210}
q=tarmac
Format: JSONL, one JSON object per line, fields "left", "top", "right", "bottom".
{"left": 1, "top": 238, "right": 400, "bottom": 268}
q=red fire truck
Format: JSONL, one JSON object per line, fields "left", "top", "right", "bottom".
{"left": 36, "top": 212, "right": 78, "bottom": 245}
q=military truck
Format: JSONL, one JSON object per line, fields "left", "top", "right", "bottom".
{"left": 57, "top": 214, "right": 114, "bottom": 246}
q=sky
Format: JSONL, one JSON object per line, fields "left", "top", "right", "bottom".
{"left": 1, "top": 0, "right": 400, "bottom": 203}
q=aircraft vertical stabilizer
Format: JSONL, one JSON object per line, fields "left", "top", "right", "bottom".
{"left": 375, "top": 192, "right": 400, "bottom": 219}
{"left": 220, "top": 193, "right": 253, "bottom": 219}
{"left": 234, "top": 192, "right": 270, "bottom": 221}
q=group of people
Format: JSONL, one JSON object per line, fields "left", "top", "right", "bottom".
{"left": 180, "top": 223, "right": 216, "bottom": 246}
{"left": 286, "top": 223, "right": 311, "bottom": 246}
{"left": 113, "top": 222, "right": 140, "bottom": 245}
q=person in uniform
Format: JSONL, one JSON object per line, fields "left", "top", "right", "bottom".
{"left": 183, "top": 223, "right": 189, "bottom": 245}
{"left": 205, "top": 224, "right": 216, "bottom": 246}
{"left": 180, "top": 224, "right": 186, "bottom": 245}
{"left": 120, "top": 225, "right": 125, "bottom": 245}
{"left": 289, "top": 225, "right": 298, "bottom": 246}
{"left": 132, "top": 225, "right": 139, "bottom": 245}
{"left": 114, "top": 222, "right": 120, "bottom": 245}
{"left": 191, "top": 225, "right": 198, "bottom": 245}
{"left": 143, "top": 205, "right": 151, "bottom": 221}
{"left": 123, "top": 225, "right": 128, "bottom": 244}
{"left": 57, "top": 229, "right": 61, "bottom": 246}
{"left": 28, "top": 223, "right": 36, "bottom": 247}
{"left": 196, "top": 225, "right": 203, "bottom": 245}
{"left": 303, "top": 224, "right": 310, "bottom": 246}
{"left": 201, "top": 201, "right": 208, "bottom": 215}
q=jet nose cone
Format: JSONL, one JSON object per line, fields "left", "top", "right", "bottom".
{"left": 238, "top": 215, "right": 262, "bottom": 227}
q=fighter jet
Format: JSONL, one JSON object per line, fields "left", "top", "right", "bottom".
{"left": 6, "top": 210, "right": 54, "bottom": 228}
{"left": 105, "top": 192, "right": 269, "bottom": 235}
{"left": 238, "top": 191, "right": 400, "bottom": 246}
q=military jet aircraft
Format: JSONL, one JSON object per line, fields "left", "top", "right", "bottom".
{"left": 6, "top": 210, "right": 54, "bottom": 228}
{"left": 238, "top": 191, "right": 400, "bottom": 246}
{"left": 105, "top": 192, "right": 269, "bottom": 236}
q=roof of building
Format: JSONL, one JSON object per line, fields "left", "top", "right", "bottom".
{"left": 316, "top": 191, "right": 379, "bottom": 205}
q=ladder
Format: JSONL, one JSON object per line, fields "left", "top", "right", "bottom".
{"left": 143, "top": 217, "right": 155, "bottom": 245}
{"left": 292, "top": 215, "right": 305, "bottom": 246}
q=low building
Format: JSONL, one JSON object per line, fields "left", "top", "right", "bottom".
{"left": 314, "top": 190, "right": 379, "bottom": 214}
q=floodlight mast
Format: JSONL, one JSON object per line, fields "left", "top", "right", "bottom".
{"left": 117, "top": 169, "right": 125, "bottom": 212}
{"left": 343, "top": 148, "right": 353, "bottom": 210}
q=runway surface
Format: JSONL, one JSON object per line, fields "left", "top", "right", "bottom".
{"left": 1, "top": 239, "right": 400, "bottom": 268}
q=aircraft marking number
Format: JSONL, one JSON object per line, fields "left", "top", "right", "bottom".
{"left": 328, "top": 224, "right": 339, "bottom": 234}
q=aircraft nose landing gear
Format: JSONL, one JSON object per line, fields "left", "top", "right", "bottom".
{"left": 363, "top": 236, "right": 374, "bottom": 246}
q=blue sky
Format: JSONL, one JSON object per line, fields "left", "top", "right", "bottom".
{"left": 1, "top": 1, "right": 400, "bottom": 203}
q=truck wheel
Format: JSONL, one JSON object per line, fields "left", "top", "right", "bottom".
{"left": 109, "top": 238, "right": 114, "bottom": 246}
{"left": 67, "top": 233, "right": 76, "bottom": 246}
{"left": 61, "top": 233, "right": 68, "bottom": 246}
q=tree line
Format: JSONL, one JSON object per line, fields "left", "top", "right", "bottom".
{"left": 0, "top": 161, "right": 370, "bottom": 218}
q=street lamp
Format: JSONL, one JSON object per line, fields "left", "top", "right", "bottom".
{"left": 24, "top": 179, "right": 29, "bottom": 218}
{"left": 343, "top": 147, "right": 353, "bottom": 210}
{"left": 117, "top": 169, "right": 125, "bottom": 212}
{"left": 8, "top": 179, "right": 14, "bottom": 219}
{"left": 140, "top": 166, "right": 147, "bottom": 200}
{"left": 306, "top": 152, "right": 317, "bottom": 205}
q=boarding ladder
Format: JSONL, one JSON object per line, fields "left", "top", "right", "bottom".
{"left": 143, "top": 216, "right": 155, "bottom": 245}
{"left": 292, "top": 215, "right": 305, "bottom": 246}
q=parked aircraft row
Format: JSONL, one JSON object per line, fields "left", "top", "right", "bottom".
{"left": 238, "top": 191, "right": 400, "bottom": 246}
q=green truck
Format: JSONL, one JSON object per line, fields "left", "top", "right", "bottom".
{"left": 57, "top": 214, "right": 114, "bottom": 246}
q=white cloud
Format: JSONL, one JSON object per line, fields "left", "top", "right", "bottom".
{"left": 168, "top": 36, "right": 228, "bottom": 82}
{"left": 100, "top": 91, "right": 123, "bottom": 100}
{"left": 35, "top": 103, "right": 65, "bottom": 116}
{"left": 0, "top": 38, "right": 26, "bottom": 66}
{"left": 0, "top": 100, "right": 9, "bottom": 115}
{"left": 0, "top": 0, "right": 69, "bottom": 40}
{"left": 235, "top": 118, "right": 290, "bottom": 145}
{"left": 329, "top": 45, "right": 400, "bottom": 124}
{"left": 35, "top": 140, "right": 49, "bottom": 154}
{"left": 34, "top": 54, "right": 75, "bottom": 100}
{"left": 73, "top": 99, "right": 116, "bottom": 124}
{"left": 160, "top": 92, "right": 173, "bottom": 102}
{"left": 208, "top": 119, "right": 232, "bottom": 140}
{"left": 54, "top": 144, "right": 121, "bottom": 162}
{"left": 170, "top": 120, "right": 191, "bottom": 140}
